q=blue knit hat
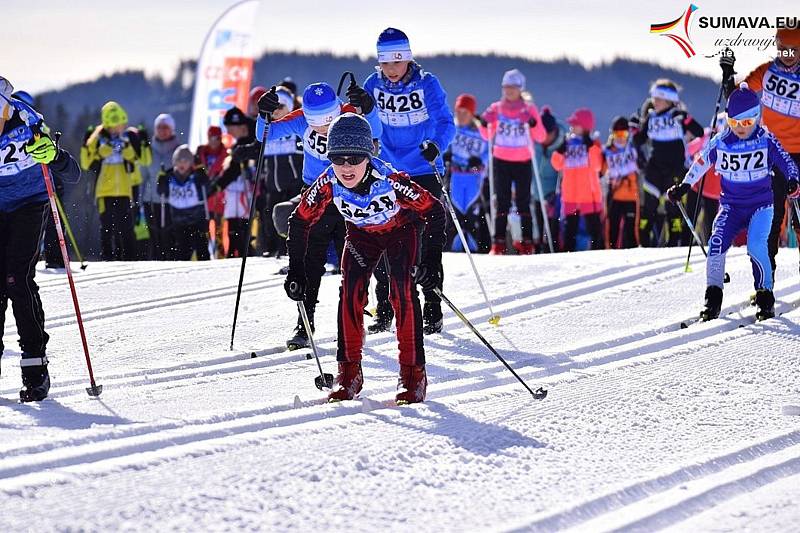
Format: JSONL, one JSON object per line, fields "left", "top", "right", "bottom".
{"left": 302, "top": 83, "right": 340, "bottom": 127}
{"left": 726, "top": 82, "right": 761, "bottom": 120}
{"left": 377, "top": 27, "right": 412, "bottom": 63}
{"left": 327, "top": 112, "right": 374, "bottom": 157}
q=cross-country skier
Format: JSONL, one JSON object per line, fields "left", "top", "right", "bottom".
{"left": 286, "top": 112, "right": 445, "bottom": 404}
{"left": 667, "top": 83, "right": 799, "bottom": 321}
{"left": 551, "top": 108, "right": 604, "bottom": 251}
{"left": 634, "top": 79, "right": 704, "bottom": 247}
{"left": 721, "top": 27, "right": 800, "bottom": 279}
{"left": 157, "top": 145, "right": 211, "bottom": 261}
{"left": 253, "top": 83, "right": 383, "bottom": 349}
{"left": 362, "top": 27, "right": 455, "bottom": 335}
{"left": 0, "top": 76, "right": 81, "bottom": 401}
{"left": 479, "top": 68, "right": 546, "bottom": 255}
{"left": 443, "top": 93, "right": 490, "bottom": 253}
{"left": 603, "top": 116, "right": 640, "bottom": 249}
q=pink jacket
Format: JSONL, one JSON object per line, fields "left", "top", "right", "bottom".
{"left": 479, "top": 99, "right": 546, "bottom": 162}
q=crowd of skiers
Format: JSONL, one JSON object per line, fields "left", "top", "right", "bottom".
{"left": 2, "top": 25, "right": 799, "bottom": 403}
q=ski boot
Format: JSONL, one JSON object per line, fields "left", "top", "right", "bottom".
{"left": 423, "top": 301, "right": 443, "bottom": 335}
{"left": 396, "top": 364, "right": 427, "bottom": 405}
{"left": 489, "top": 239, "right": 506, "bottom": 256}
{"left": 328, "top": 361, "right": 364, "bottom": 402}
{"left": 512, "top": 239, "right": 535, "bottom": 255}
{"left": 286, "top": 314, "right": 313, "bottom": 351}
{"left": 754, "top": 289, "right": 775, "bottom": 321}
{"left": 19, "top": 355, "right": 50, "bottom": 403}
{"left": 699, "top": 285, "right": 723, "bottom": 322}
{"left": 367, "top": 306, "right": 393, "bottom": 334}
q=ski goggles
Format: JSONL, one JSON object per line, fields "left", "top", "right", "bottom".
{"left": 726, "top": 116, "right": 758, "bottom": 128}
{"left": 612, "top": 129, "right": 629, "bottom": 139}
{"left": 330, "top": 154, "right": 368, "bottom": 166}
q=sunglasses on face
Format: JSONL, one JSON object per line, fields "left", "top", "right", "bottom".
{"left": 330, "top": 155, "right": 368, "bottom": 166}
{"left": 727, "top": 116, "right": 757, "bottom": 128}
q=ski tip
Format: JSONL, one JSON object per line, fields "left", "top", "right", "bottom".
{"left": 489, "top": 315, "right": 501, "bottom": 325}
{"left": 396, "top": 399, "right": 410, "bottom": 406}
{"left": 250, "top": 351, "right": 257, "bottom": 358}
{"left": 305, "top": 353, "right": 312, "bottom": 360}
{"left": 680, "top": 322, "right": 689, "bottom": 329}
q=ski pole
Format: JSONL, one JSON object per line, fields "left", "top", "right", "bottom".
{"left": 41, "top": 163, "right": 102, "bottom": 397}
{"left": 527, "top": 125, "right": 555, "bottom": 253}
{"left": 487, "top": 134, "right": 497, "bottom": 240}
{"left": 434, "top": 288, "right": 547, "bottom": 399}
{"left": 685, "top": 56, "right": 729, "bottom": 269}
{"left": 677, "top": 201, "right": 730, "bottom": 283}
{"left": 230, "top": 104, "right": 272, "bottom": 350}
{"left": 54, "top": 193, "right": 87, "bottom": 270}
{"left": 426, "top": 158, "right": 501, "bottom": 325}
{"left": 294, "top": 296, "right": 334, "bottom": 391}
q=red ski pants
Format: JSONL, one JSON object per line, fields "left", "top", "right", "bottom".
{"left": 337, "top": 223, "right": 424, "bottom": 366}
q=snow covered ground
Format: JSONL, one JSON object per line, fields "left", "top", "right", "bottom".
{"left": 2, "top": 247, "right": 800, "bottom": 531}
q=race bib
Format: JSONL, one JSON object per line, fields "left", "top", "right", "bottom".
{"left": 564, "top": 141, "right": 589, "bottom": 169}
{"left": 0, "top": 126, "right": 35, "bottom": 176}
{"left": 494, "top": 117, "right": 528, "bottom": 148}
{"left": 169, "top": 178, "right": 201, "bottom": 210}
{"left": 451, "top": 130, "right": 487, "bottom": 164}
{"left": 715, "top": 146, "right": 769, "bottom": 183}
{"left": 373, "top": 88, "right": 428, "bottom": 127}
{"left": 647, "top": 112, "right": 684, "bottom": 142}
{"left": 761, "top": 68, "right": 800, "bottom": 118}
{"left": 303, "top": 128, "right": 328, "bottom": 161}
{"left": 265, "top": 135, "right": 300, "bottom": 156}
{"left": 604, "top": 146, "right": 638, "bottom": 178}
{"left": 333, "top": 179, "right": 400, "bottom": 227}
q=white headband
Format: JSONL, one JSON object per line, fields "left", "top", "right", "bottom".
{"left": 650, "top": 86, "right": 680, "bottom": 103}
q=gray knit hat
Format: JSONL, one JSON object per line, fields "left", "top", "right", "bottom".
{"left": 327, "top": 112, "right": 374, "bottom": 158}
{"left": 172, "top": 144, "right": 194, "bottom": 165}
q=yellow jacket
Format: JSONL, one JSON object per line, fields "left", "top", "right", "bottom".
{"left": 80, "top": 126, "right": 145, "bottom": 199}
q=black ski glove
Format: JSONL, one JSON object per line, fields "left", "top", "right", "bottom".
{"left": 257, "top": 86, "right": 280, "bottom": 115}
{"left": 476, "top": 115, "right": 487, "bottom": 128}
{"left": 666, "top": 182, "right": 690, "bottom": 203}
{"left": 414, "top": 249, "right": 442, "bottom": 291}
{"left": 788, "top": 179, "right": 800, "bottom": 199}
{"left": 527, "top": 116, "right": 538, "bottom": 128}
{"left": 720, "top": 51, "right": 736, "bottom": 82}
{"left": 420, "top": 141, "right": 440, "bottom": 163}
{"left": 467, "top": 156, "right": 483, "bottom": 170}
{"left": 284, "top": 269, "right": 306, "bottom": 302}
{"left": 346, "top": 83, "right": 374, "bottom": 115}
{"left": 231, "top": 142, "right": 258, "bottom": 164}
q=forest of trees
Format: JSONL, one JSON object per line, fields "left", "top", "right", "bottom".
{"left": 31, "top": 51, "right": 720, "bottom": 258}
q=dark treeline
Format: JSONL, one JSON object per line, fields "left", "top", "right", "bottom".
{"left": 32, "top": 52, "right": 719, "bottom": 259}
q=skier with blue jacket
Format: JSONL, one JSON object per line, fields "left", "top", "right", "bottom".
{"left": 362, "top": 27, "right": 455, "bottom": 335}
{"left": 0, "top": 76, "right": 81, "bottom": 401}
{"left": 668, "top": 82, "right": 799, "bottom": 321}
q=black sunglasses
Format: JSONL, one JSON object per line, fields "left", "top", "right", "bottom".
{"left": 330, "top": 155, "right": 368, "bottom": 166}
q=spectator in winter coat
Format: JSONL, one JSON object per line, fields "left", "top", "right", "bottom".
{"left": 157, "top": 144, "right": 210, "bottom": 261}
{"left": 1, "top": 76, "right": 81, "bottom": 401}
{"left": 211, "top": 106, "right": 256, "bottom": 258}
{"left": 196, "top": 125, "right": 229, "bottom": 258}
{"left": 141, "top": 113, "right": 181, "bottom": 260}
{"left": 257, "top": 85, "right": 303, "bottom": 257}
{"left": 80, "top": 101, "right": 143, "bottom": 261}
{"left": 533, "top": 106, "right": 566, "bottom": 253}
{"left": 551, "top": 108, "right": 604, "bottom": 252}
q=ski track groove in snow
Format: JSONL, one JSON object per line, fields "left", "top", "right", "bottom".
{"left": 3, "top": 249, "right": 799, "bottom": 531}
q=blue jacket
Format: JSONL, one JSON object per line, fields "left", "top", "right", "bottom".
{"left": 0, "top": 99, "right": 80, "bottom": 213}
{"left": 684, "top": 126, "right": 799, "bottom": 207}
{"left": 364, "top": 63, "right": 455, "bottom": 177}
{"left": 256, "top": 103, "right": 382, "bottom": 186}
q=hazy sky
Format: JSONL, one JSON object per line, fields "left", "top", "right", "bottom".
{"left": 2, "top": 0, "right": 796, "bottom": 94}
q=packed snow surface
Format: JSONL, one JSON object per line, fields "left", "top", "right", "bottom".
{"left": 2, "top": 247, "right": 800, "bottom": 531}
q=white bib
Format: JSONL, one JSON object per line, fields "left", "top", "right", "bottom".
{"left": 373, "top": 88, "right": 428, "bottom": 127}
